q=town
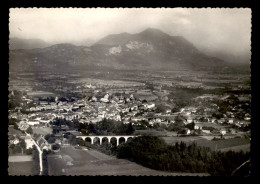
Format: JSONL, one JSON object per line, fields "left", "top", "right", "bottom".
{"left": 8, "top": 71, "right": 251, "bottom": 170}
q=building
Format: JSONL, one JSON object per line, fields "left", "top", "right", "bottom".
{"left": 194, "top": 125, "right": 201, "bottom": 130}
{"left": 186, "top": 129, "right": 191, "bottom": 135}
{"left": 100, "top": 94, "right": 110, "bottom": 103}
{"left": 220, "top": 129, "right": 227, "bottom": 135}
{"left": 10, "top": 136, "right": 19, "bottom": 145}
{"left": 228, "top": 119, "right": 234, "bottom": 124}
{"left": 166, "top": 109, "right": 171, "bottom": 114}
{"left": 187, "top": 117, "right": 193, "bottom": 124}
{"left": 201, "top": 129, "right": 211, "bottom": 134}
{"left": 27, "top": 120, "right": 40, "bottom": 126}
{"left": 36, "top": 135, "right": 51, "bottom": 151}
{"left": 24, "top": 135, "right": 34, "bottom": 149}
{"left": 218, "top": 118, "right": 225, "bottom": 124}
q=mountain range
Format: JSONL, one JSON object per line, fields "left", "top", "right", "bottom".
{"left": 9, "top": 28, "right": 231, "bottom": 72}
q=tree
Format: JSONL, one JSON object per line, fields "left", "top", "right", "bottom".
{"left": 12, "top": 145, "right": 22, "bottom": 154}
{"left": 19, "top": 139, "right": 26, "bottom": 150}
{"left": 227, "top": 95, "right": 240, "bottom": 106}
{"left": 146, "top": 82, "right": 154, "bottom": 91}
{"left": 27, "top": 101, "right": 35, "bottom": 108}
{"left": 63, "top": 132, "right": 71, "bottom": 138}
{"left": 52, "top": 127, "right": 60, "bottom": 134}
{"left": 51, "top": 144, "right": 61, "bottom": 150}
{"left": 142, "top": 99, "right": 147, "bottom": 103}
{"left": 68, "top": 135, "right": 78, "bottom": 145}
{"left": 155, "top": 105, "right": 166, "bottom": 113}
{"left": 25, "top": 148, "right": 33, "bottom": 155}
{"left": 185, "top": 122, "right": 195, "bottom": 130}
{"left": 212, "top": 112, "right": 224, "bottom": 119}
{"left": 47, "top": 137, "right": 56, "bottom": 144}
{"left": 45, "top": 134, "right": 56, "bottom": 144}
{"left": 171, "top": 107, "right": 179, "bottom": 113}
{"left": 8, "top": 118, "right": 19, "bottom": 130}
{"left": 126, "top": 122, "right": 135, "bottom": 135}
{"left": 26, "top": 126, "right": 33, "bottom": 134}
{"left": 59, "top": 97, "right": 68, "bottom": 102}
{"left": 8, "top": 118, "right": 17, "bottom": 125}
{"left": 78, "top": 138, "right": 86, "bottom": 146}
{"left": 44, "top": 134, "right": 51, "bottom": 140}
{"left": 175, "top": 115, "right": 184, "bottom": 124}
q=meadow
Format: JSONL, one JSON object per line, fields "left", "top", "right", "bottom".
{"left": 161, "top": 136, "right": 250, "bottom": 152}
{"left": 47, "top": 145, "right": 208, "bottom": 176}
{"left": 32, "top": 127, "right": 52, "bottom": 135}
{"left": 27, "top": 91, "right": 55, "bottom": 97}
{"left": 8, "top": 161, "right": 34, "bottom": 176}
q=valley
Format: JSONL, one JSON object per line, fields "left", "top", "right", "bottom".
{"left": 8, "top": 28, "right": 251, "bottom": 176}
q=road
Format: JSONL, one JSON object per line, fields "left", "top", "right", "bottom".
{"left": 26, "top": 133, "right": 43, "bottom": 175}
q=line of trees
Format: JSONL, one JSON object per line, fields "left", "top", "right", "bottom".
{"left": 79, "top": 118, "right": 135, "bottom": 135}
{"left": 116, "top": 135, "right": 250, "bottom": 176}
{"left": 32, "top": 145, "right": 40, "bottom": 175}
{"left": 50, "top": 118, "right": 79, "bottom": 134}
{"left": 44, "top": 134, "right": 57, "bottom": 144}
{"left": 8, "top": 90, "right": 23, "bottom": 110}
{"left": 32, "top": 146, "right": 49, "bottom": 175}
{"left": 50, "top": 118, "right": 79, "bottom": 129}
{"left": 50, "top": 118, "right": 135, "bottom": 136}
{"left": 42, "top": 150, "right": 49, "bottom": 176}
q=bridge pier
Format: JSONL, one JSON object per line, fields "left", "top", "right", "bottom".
{"left": 100, "top": 137, "right": 104, "bottom": 145}
{"left": 116, "top": 138, "right": 119, "bottom": 146}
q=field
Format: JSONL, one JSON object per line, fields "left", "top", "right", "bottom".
{"left": 209, "top": 137, "right": 250, "bottom": 150}
{"left": 32, "top": 127, "right": 52, "bottom": 135}
{"left": 9, "top": 155, "right": 32, "bottom": 162}
{"left": 79, "top": 78, "right": 144, "bottom": 88}
{"left": 220, "top": 144, "right": 250, "bottom": 152}
{"left": 47, "top": 145, "right": 209, "bottom": 176}
{"left": 162, "top": 136, "right": 208, "bottom": 145}
{"left": 27, "top": 91, "right": 55, "bottom": 97}
{"left": 135, "top": 129, "right": 177, "bottom": 136}
{"left": 162, "top": 136, "right": 250, "bottom": 152}
{"left": 8, "top": 155, "right": 34, "bottom": 176}
{"left": 8, "top": 126, "right": 24, "bottom": 136}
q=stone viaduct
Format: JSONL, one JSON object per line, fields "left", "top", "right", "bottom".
{"left": 76, "top": 135, "right": 139, "bottom": 146}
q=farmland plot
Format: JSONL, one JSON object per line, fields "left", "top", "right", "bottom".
{"left": 8, "top": 155, "right": 34, "bottom": 176}
{"left": 47, "top": 145, "right": 208, "bottom": 176}
{"left": 162, "top": 136, "right": 250, "bottom": 152}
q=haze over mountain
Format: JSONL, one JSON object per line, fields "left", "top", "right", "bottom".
{"left": 9, "top": 37, "right": 51, "bottom": 50}
{"left": 199, "top": 48, "right": 251, "bottom": 65}
{"left": 9, "top": 28, "right": 237, "bottom": 73}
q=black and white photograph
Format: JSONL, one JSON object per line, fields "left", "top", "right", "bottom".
{"left": 8, "top": 8, "right": 251, "bottom": 176}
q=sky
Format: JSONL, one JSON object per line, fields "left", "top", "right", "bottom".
{"left": 9, "top": 8, "right": 251, "bottom": 63}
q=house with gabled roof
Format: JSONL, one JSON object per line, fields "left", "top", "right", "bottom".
{"left": 36, "top": 135, "right": 51, "bottom": 151}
